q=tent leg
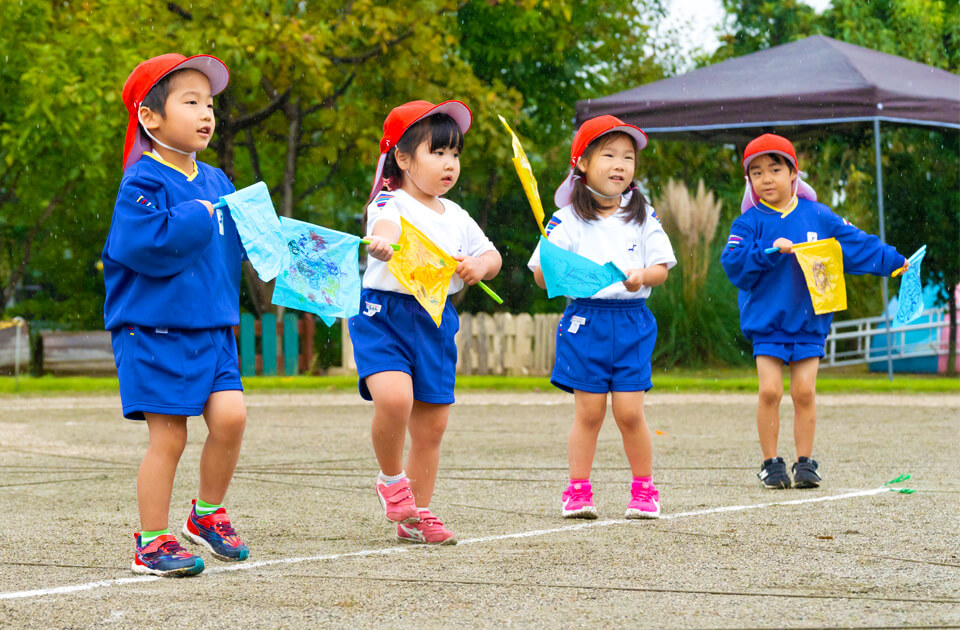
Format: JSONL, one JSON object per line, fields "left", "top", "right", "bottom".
{"left": 874, "top": 118, "right": 894, "bottom": 382}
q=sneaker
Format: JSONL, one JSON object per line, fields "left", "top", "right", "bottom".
{"left": 132, "top": 532, "right": 204, "bottom": 577}
{"left": 182, "top": 500, "right": 250, "bottom": 562}
{"left": 561, "top": 481, "right": 598, "bottom": 519}
{"left": 396, "top": 509, "right": 457, "bottom": 545}
{"left": 625, "top": 479, "right": 660, "bottom": 519}
{"left": 375, "top": 478, "right": 420, "bottom": 524}
{"left": 792, "top": 457, "right": 821, "bottom": 489}
{"left": 758, "top": 457, "right": 791, "bottom": 489}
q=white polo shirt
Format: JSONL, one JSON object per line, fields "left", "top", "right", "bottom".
{"left": 528, "top": 199, "right": 677, "bottom": 300}
{"left": 363, "top": 188, "right": 497, "bottom": 295}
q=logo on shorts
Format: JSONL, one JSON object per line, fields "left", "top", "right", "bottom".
{"left": 217, "top": 208, "right": 225, "bottom": 236}
{"left": 807, "top": 231, "right": 818, "bottom": 242}
{"left": 363, "top": 302, "right": 382, "bottom": 317}
{"left": 568, "top": 316, "right": 586, "bottom": 333}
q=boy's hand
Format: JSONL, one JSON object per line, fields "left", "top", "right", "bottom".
{"left": 453, "top": 255, "right": 487, "bottom": 285}
{"left": 365, "top": 236, "right": 394, "bottom": 262}
{"left": 893, "top": 260, "right": 910, "bottom": 277}
{"left": 623, "top": 268, "right": 646, "bottom": 292}
{"left": 772, "top": 237, "right": 794, "bottom": 254}
{"left": 199, "top": 200, "right": 215, "bottom": 217}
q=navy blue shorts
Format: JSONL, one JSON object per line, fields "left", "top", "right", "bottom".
{"left": 111, "top": 326, "right": 242, "bottom": 420}
{"left": 349, "top": 289, "right": 459, "bottom": 404}
{"left": 551, "top": 298, "right": 657, "bottom": 394}
{"left": 753, "top": 341, "right": 824, "bottom": 364}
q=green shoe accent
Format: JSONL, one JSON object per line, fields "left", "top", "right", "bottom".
{"left": 140, "top": 528, "right": 170, "bottom": 545}
{"left": 195, "top": 499, "right": 222, "bottom": 516}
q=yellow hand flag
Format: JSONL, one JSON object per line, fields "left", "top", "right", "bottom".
{"left": 388, "top": 217, "right": 457, "bottom": 326}
{"left": 498, "top": 115, "right": 547, "bottom": 237}
{"left": 792, "top": 237, "right": 847, "bottom": 315}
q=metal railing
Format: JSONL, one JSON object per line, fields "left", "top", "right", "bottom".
{"left": 823, "top": 308, "right": 952, "bottom": 368}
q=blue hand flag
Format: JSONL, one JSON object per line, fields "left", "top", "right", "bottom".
{"left": 216, "top": 182, "right": 285, "bottom": 282}
{"left": 892, "top": 245, "right": 927, "bottom": 327}
{"left": 271, "top": 218, "right": 361, "bottom": 327}
{"left": 538, "top": 236, "right": 627, "bottom": 299}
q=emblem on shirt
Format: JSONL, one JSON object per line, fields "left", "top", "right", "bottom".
{"left": 626, "top": 239, "right": 642, "bottom": 259}
{"left": 568, "top": 315, "right": 586, "bottom": 333}
{"left": 363, "top": 302, "right": 382, "bottom": 317}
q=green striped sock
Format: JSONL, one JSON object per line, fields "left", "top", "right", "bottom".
{"left": 139, "top": 528, "right": 170, "bottom": 546}
{"left": 195, "top": 499, "right": 222, "bottom": 516}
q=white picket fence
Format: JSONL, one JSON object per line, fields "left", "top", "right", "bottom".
{"left": 340, "top": 312, "right": 563, "bottom": 376}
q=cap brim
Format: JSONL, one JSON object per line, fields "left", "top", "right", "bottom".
{"left": 742, "top": 150, "right": 796, "bottom": 171}
{"left": 414, "top": 100, "right": 472, "bottom": 135}
{"left": 606, "top": 124, "right": 648, "bottom": 152}
{"left": 166, "top": 54, "right": 230, "bottom": 95}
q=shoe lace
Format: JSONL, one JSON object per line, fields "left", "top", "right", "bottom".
{"left": 209, "top": 514, "right": 237, "bottom": 537}
{"left": 155, "top": 539, "right": 189, "bottom": 557}
{"left": 564, "top": 486, "right": 592, "bottom": 502}
{"left": 632, "top": 482, "right": 658, "bottom": 502}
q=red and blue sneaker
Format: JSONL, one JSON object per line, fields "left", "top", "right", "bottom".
{"left": 132, "top": 532, "right": 204, "bottom": 577}
{"left": 182, "top": 500, "right": 250, "bottom": 562}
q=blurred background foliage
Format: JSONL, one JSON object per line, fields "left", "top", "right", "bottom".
{"left": 0, "top": 0, "right": 956, "bottom": 369}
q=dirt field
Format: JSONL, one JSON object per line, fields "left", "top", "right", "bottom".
{"left": 1, "top": 391, "right": 958, "bottom": 628}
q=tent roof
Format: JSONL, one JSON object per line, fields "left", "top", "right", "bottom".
{"left": 576, "top": 35, "right": 960, "bottom": 143}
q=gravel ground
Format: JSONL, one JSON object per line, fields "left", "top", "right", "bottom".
{"left": 1, "top": 390, "right": 957, "bottom": 628}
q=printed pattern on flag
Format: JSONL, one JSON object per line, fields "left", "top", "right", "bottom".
{"left": 271, "top": 217, "right": 361, "bottom": 327}
{"left": 892, "top": 245, "right": 927, "bottom": 327}
{"left": 792, "top": 237, "right": 847, "bottom": 315}
{"left": 387, "top": 217, "right": 458, "bottom": 327}
{"left": 538, "top": 235, "right": 627, "bottom": 299}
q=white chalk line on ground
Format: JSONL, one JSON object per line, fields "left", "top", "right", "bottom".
{"left": 1, "top": 486, "right": 891, "bottom": 601}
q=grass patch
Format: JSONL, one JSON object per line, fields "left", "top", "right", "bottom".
{"left": 1, "top": 369, "right": 956, "bottom": 395}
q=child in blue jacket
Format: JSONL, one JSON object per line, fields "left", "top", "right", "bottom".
{"left": 102, "top": 54, "right": 249, "bottom": 576}
{"left": 720, "top": 134, "right": 907, "bottom": 490}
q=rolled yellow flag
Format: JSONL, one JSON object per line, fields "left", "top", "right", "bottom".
{"left": 498, "top": 115, "right": 547, "bottom": 237}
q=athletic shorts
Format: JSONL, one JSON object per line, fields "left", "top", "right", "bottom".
{"left": 753, "top": 341, "right": 824, "bottom": 364}
{"left": 551, "top": 298, "right": 657, "bottom": 394}
{"left": 348, "top": 289, "right": 459, "bottom": 404}
{"left": 111, "top": 325, "right": 242, "bottom": 420}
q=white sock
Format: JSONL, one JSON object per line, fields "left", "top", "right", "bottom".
{"left": 378, "top": 470, "right": 406, "bottom": 486}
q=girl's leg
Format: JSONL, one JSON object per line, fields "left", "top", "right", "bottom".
{"left": 405, "top": 401, "right": 451, "bottom": 507}
{"left": 789, "top": 357, "right": 819, "bottom": 459}
{"left": 198, "top": 390, "right": 247, "bottom": 505}
{"left": 756, "top": 356, "right": 785, "bottom": 460}
{"left": 365, "top": 371, "right": 414, "bottom": 476}
{"left": 568, "top": 390, "right": 608, "bottom": 480}
{"left": 139, "top": 413, "right": 189, "bottom": 531}
{"left": 610, "top": 391, "right": 652, "bottom": 477}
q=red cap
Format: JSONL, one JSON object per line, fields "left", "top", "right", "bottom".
{"left": 121, "top": 54, "right": 230, "bottom": 171}
{"left": 369, "top": 100, "right": 472, "bottom": 201}
{"left": 554, "top": 115, "right": 647, "bottom": 207}
{"left": 742, "top": 133, "right": 798, "bottom": 171}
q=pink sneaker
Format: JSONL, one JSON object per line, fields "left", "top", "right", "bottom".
{"left": 561, "top": 481, "right": 598, "bottom": 519}
{"left": 625, "top": 479, "right": 660, "bottom": 519}
{"left": 375, "top": 478, "right": 419, "bottom": 524}
{"left": 396, "top": 509, "right": 457, "bottom": 545}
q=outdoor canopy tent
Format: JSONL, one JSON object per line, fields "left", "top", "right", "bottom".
{"left": 576, "top": 35, "right": 960, "bottom": 143}
{"left": 576, "top": 35, "right": 960, "bottom": 378}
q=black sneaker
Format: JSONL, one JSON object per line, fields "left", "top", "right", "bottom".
{"left": 758, "top": 457, "right": 791, "bottom": 489}
{"left": 792, "top": 457, "right": 821, "bottom": 489}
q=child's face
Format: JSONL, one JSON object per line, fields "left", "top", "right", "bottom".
{"left": 577, "top": 134, "right": 636, "bottom": 199}
{"left": 141, "top": 69, "right": 215, "bottom": 154}
{"left": 397, "top": 138, "right": 461, "bottom": 199}
{"left": 747, "top": 154, "right": 796, "bottom": 207}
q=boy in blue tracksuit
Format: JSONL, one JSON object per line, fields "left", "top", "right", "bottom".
{"left": 103, "top": 54, "right": 250, "bottom": 576}
{"left": 721, "top": 134, "right": 907, "bottom": 490}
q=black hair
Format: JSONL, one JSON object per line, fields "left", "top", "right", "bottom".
{"left": 380, "top": 113, "right": 464, "bottom": 191}
{"left": 570, "top": 131, "right": 647, "bottom": 225}
{"left": 364, "top": 113, "right": 464, "bottom": 228}
{"left": 140, "top": 69, "right": 189, "bottom": 117}
{"left": 751, "top": 153, "right": 797, "bottom": 173}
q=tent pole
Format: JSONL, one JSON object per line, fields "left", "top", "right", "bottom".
{"left": 874, "top": 118, "right": 894, "bottom": 381}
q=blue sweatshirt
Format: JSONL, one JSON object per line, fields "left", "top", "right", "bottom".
{"left": 102, "top": 153, "right": 242, "bottom": 330}
{"left": 720, "top": 198, "right": 905, "bottom": 345}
